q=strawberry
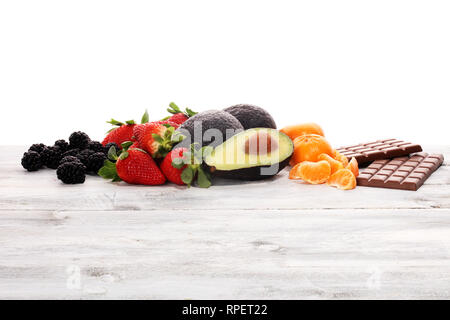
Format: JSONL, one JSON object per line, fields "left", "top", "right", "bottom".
{"left": 101, "top": 110, "right": 149, "bottom": 148}
{"left": 160, "top": 145, "right": 213, "bottom": 188}
{"left": 162, "top": 102, "right": 197, "bottom": 125}
{"left": 99, "top": 146, "right": 166, "bottom": 185}
{"left": 160, "top": 148, "right": 188, "bottom": 185}
{"left": 101, "top": 121, "right": 135, "bottom": 147}
{"left": 167, "top": 113, "right": 189, "bottom": 125}
{"left": 133, "top": 122, "right": 184, "bottom": 158}
{"left": 152, "top": 120, "right": 180, "bottom": 129}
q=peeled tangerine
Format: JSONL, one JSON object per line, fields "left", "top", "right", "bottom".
{"left": 289, "top": 160, "right": 331, "bottom": 184}
{"left": 346, "top": 157, "right": 359, "bottom": 177}
{"left": 327, "top": 168, "right": 356, "bottom": 190}
{"left": 333, "top": 150, "right": 349, "bottom": 167}
{"left": 290, "top": 134, "right": 334, "bottom": 166}
{"left": 318, "top": 153, "right": 344, "bottom": 174}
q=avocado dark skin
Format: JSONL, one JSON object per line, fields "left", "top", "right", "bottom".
{"left": 209, "top": 156, "right": 291, "bottom": 180}
{"left": 177, "top": 109, "right": 244, "bottom": 148}
{"left": 223, "top": 104, "right": 277, "bottom": 130}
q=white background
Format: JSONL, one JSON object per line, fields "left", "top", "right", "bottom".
{"left": 1, "top": 0, "right": 449, "bottom": 148}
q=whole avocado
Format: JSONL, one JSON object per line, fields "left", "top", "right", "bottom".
{"left": 177, "top": 110, "right": 244, "bottom": 147}
{"left": 224, "top": 104, "right": 277, "bottom": 130}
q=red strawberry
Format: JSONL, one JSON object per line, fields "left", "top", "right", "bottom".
{"left": 156, "top": 120, "right": 180, "bottom": 129}
{"left": 163, "top": 102, "right": 197, "bottom": 125}
{"left": 167, "top": 113, "right": 189, "bottom": 125}
{"left": 101, "top": 110, "right": 149, "bottom": 148}
{"left": 133, "top": 122, "right": 184, "bottom": 158}
{"left": 99, "top": 147, "right": 166, "bottom": 185}
{"left": 160, "top": 148, "right": 188, "bottom": 185}
{"left": 160, "top": 145, "right": 213, "bottom": 187}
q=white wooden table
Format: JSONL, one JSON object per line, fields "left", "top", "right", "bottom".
{"left": 1, "top": 146, "right": 449, "bottom": 299}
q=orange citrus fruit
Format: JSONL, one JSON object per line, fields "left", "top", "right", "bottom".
{"left": 333, "top": 150, "right": 349, "bottom": 167}
{"left": 327, "top": 168, "right": 356, "bottom": 190}
{"left": 346, "top": 157, "right": 359, "bottom": 177}
{"left": 290, "top": 134, "right": 334, "bottom": 165}
{"left": 318, "top": 153, "right": 344, "bottom": 174}
{"left": 280, "top": 123, "right": 325, "bottom": 141}
{"left": 289, "top": 160, "right": 331, "bottom": 184}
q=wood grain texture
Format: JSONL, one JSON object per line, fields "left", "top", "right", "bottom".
{"left": 0, "top": 146, "right": 449, "bottom": 299}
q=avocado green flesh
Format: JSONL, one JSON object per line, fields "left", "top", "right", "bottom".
{"left": 205, "top": 128, "right": 293, "bottom": 171}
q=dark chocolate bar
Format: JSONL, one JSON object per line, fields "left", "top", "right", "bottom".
{"left": 356, "top": 152, "right": 444, "bottom": 191}
{"left": 336, "top": 139, "right": 422, "bottom": 166}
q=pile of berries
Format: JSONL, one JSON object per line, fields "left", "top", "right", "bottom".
{"left": 21, "top": 102, "right": 211, "bottom": 188}
{"left": 21, "top": 131, "right": 111, "bottom": 184}
{"left": 98, "top": 104, "right": 211, "bottom": 188}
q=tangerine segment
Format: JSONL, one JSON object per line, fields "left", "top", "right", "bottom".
{"left": 290, "top": 160, "right": 331, "bottom": 184}
{"left": 333, "top": 150, "right": 349, "bottom": 167}
{"left": 346, "top": 157, "right": 359, "bottom": 177}
{"left": 280, "top": 123, "right": 325, "bottom": 141}
{"left": 290, "top": 134, "right": 334, "bottom": 165}
{"left": 327, "top": 168, "right": 356, "bottom": 190}
{"left": 318, "top": 153, "right": 344, "bottom": 174}
{"left": 289, "top": 163, "right": 303, "bottom": 180}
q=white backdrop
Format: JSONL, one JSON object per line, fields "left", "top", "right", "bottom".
{"left": 1, "top": 0, "right": 449, "bottom": 148}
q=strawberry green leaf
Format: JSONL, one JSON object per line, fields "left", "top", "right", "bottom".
{"left": 107, "top": 146, "right": 119, "bottom": 161}
{"left": 141, "top": 109, "right": 149, "bottom": 124}
{"left": 125, "top": 120, "right": 136, "bottom": 125}
{"left": 172, "top": 157, "right": 185, "bottom": 169}
{"left": 168, "top": 102, "right": 181, "bottom": 114}
{"left": 152, "top": 134, "right": 164, "bottom": 144}
{"left": 98, "top": 160, "right": 121, "bottom": 182}
{"left": 121, "top": 141, "right": 134, "bottom": 150}
{"left": 118, "top": 151, "right": 129, "bottom": 160}
{"left": 182, "top": 151, "right": 192, "bottom": 162}
{"left": 197, "top": 167, "right": 211, "bottom": 188}
{"left": 107, "top": 118, "right": 124, "bottom": 126}
{"left": 185, "top": 108, "right": 197, "bottom": 117}
{"left": 171, "top": 132, "right": 185, "bottom": 143}
{"left": 181, "top": 167, "right": 194, "bottom": 186}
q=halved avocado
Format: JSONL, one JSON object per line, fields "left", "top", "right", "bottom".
{"left": 204, "top": 128, "right": 294, "bottom": 180}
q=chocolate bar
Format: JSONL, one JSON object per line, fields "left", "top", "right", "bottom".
{"left": 356, "top": 152, "right": 444, "bottom": 191}
{"left": 336, "top": 139, "right": 422, "bottom": 166}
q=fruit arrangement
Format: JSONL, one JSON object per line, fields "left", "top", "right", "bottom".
{"left": 20, "top": 103, "right": 443, "bottom": 192}
{"left": 20, "top": 102, "right": 365, "bottom": 189}
{"left": 281, "top": 123, "right": 359, "bottom": 190}
{"left": 21, "top": 103, "right": 296, "bottom": 187}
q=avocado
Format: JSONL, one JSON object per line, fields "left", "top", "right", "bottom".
{"left": 223, "top": 104, "right": 277, "bottom": 130}
{"left": 177, "top": 110, "right": 244, "bottom": 147}
{"left": 205, "top": 128, "right": 293, "bottom": 180}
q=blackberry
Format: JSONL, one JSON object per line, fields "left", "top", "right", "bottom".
{"left": 21, "top": 151, "right": 43, "bottom": 171}
{"left": 104, "top": 142, "right": 119, "bottom": 154}
{"left": 88, "top": 141, "right": 104, "bottom": 153}
{"left": 61, "top": 148, "right": 80, "bottom": 158}
{"left": 86, "top": 152, "right": 107, "bottom": 173}
{"left": 76, "top": 149, "right": 95, "bottom": 166}
{"left": 60, "top": 155, "right": 81, "bottom": 165}
{"left": 40, "top": 146, "right": 63, "bottom": 169}
{"left": 57, "top": 161, "right": 86, "bottom": 184}
{"left": 54, "top": 139, "right": 69, "bottom": 152}
{"left": 28, "top": 143, "right": 46, "bottom": 154}
{"left": 69, "top": 131, "right": 90, "bottom": 150}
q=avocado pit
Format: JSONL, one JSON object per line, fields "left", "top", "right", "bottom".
{"left": 244, "top": 131, "right": 278, "bottom": 156}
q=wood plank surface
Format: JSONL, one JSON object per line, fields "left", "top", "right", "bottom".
{"left": 0, "top": 146, "right": 449, "bottom": 299}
